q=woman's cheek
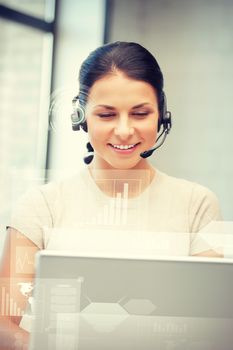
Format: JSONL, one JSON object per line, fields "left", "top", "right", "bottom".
{"left": 141, "top": 124, "right": 157, "bottom": 144}
{"left": 88, "top": 124, "right": 107, "bottom": 148}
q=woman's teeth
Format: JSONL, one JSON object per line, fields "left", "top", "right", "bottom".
{"left": 112, "top": 144, "right": 136, "bottom": 150}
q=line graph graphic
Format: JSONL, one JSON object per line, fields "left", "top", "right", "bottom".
{"left": 15, "top": 247, "right": 36, "bottom": 274}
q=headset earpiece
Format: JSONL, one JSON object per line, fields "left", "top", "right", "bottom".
{"left": 157, "top": 92, "right": 172, "bottom": 133}
{"left": 162, "top": 111, "right": 172, "bottom": 133}
{"left": 71, "top": 95, "right": 87, "bottom": 131}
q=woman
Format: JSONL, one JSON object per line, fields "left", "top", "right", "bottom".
{"left": 0, "top": 41, "right": 222, "bottom": 348}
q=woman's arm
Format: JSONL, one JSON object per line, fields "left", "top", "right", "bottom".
{"left": 0, "top": 228, "right": 39, "bottom": 349}
{"left": 192, "top": 249, "right": 223, "bottom": 258}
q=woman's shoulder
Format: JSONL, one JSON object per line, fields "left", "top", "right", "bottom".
{"left": 153, "top": 169, "right": 222, "bottom": 232}
{"left": 34, "top": 167, "right": 88, "bottom": 197}
{"left": 153, "top": 169, "right": 220, "bottom": 213}
{"left": 155, "top": 169, "right": 217, "bottom": 197}
{"left": 11, "top": 168, "right": 88, "bottom": 216}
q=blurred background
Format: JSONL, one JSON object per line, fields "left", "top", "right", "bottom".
{"left": 0, "top": 0, "right": 233, "bottom": 255}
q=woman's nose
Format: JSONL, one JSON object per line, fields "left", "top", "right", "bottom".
{"left": 114, "top": 116, "right": 134, "bottom": 139}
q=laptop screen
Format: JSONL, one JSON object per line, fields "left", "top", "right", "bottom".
{"left": 29, "top": 252, "right": 233, "bottom": 350}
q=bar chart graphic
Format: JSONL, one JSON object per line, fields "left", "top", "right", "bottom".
{"left": 0, "top": 286, "right": 23, "bottom": 316}
{"left": 90, "top": 182, "right": 130, "bottom": 226}
{"left": 84, "top": 172, "right": 151, "bottom": 228}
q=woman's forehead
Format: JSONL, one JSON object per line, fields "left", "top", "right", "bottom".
{"left": 87, "top": 74, "right": 158, "bottom": 107}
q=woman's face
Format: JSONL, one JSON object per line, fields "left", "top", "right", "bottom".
{"left": 85, "top": 72, "right": 159, "bottom": 170}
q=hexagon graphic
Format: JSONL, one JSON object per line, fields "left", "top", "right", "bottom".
{"left": 121, "top": 298, "right": 157, "bottom": 315}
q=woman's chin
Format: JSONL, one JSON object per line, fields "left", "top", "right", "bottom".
{"left": 95, "top": 157, "right": 149, "bottom": 171}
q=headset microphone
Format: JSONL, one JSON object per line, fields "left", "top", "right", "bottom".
{"left": 140, "top": 128, "right": 168, "bottom": 158}
{"left": 140, "top": 110, "right": 172, "bottom": 159}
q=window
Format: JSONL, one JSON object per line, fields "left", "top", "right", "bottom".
{"left": 0, "top": 0, "right": 56, "bottom": 252}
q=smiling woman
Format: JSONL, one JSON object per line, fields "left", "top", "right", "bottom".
{"left": 1, "top": 41, "right": 223, "bottom": 345}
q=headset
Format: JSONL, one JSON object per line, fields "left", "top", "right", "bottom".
{"left": 71, "top": 95, "right": 87, "bottom": 132}
{"left": 140, "top": 91, "right": 172, "bottom": 158}
{"left": 71, "top": 92, "right": 172, "bottom": 162}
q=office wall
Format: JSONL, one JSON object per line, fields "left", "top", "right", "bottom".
{"left": 107, "top": 0, "right": 233, "bottom": 220}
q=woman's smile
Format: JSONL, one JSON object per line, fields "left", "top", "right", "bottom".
{"left": 107, "top": 142, "right": 140, "bottom": 154}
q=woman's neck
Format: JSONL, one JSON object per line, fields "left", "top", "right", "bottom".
{"left": 88, "top": 159, "right": 156, "bottom": 198}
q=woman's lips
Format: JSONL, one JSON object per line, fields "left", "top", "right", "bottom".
{"left": 107, "top": 142, "right": 140, "bottom": 154}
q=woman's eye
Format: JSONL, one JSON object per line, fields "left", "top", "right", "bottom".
{"left": 97, "top": 113, "right": 115, "bottom": 118}
{"left": 132, "top": 111, "right": 149, "bottom": 117}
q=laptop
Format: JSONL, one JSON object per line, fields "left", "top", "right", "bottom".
{"left": 29, "top": 251, "right": 233, "bottom": 350}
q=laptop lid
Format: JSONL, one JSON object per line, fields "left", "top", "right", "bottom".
{"left": 29, "top": 252, "right": 233, "bottom": 350}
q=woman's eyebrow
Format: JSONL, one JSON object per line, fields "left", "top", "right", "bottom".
{"left": 94, "top": 104, "right": 115, "bottom": 110}
{"left": 94, "top": 103, "right": 151, "bottom": 110}
{"left": 132, "top": 103, "right": 151, "bottom": 109}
